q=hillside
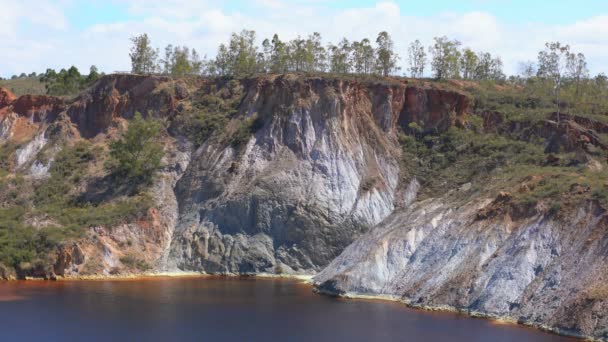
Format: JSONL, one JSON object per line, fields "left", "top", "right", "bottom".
{"left": 0, "top": 73, "right": 606, "bottom": 340}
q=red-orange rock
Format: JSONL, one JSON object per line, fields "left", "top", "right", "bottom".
{"left": 0, "top": 87, "right": 16, "bottom": 108}
{"left": 398, "top": 86, "right": 471, "bottom": 133}
{"left": 11, "top": 95, "right": 65, "bottom": 122}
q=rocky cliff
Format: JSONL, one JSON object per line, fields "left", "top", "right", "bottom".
{"left": 314, "top": 192, "right": 608, "bottom": 340}
{"left": 0, "top": 74, "right": 606, "bottom": 340}
{"left": 0, "top": 74, "right": 470, "bottom": 277}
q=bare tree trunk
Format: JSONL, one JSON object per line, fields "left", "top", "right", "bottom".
{"left": 556, "top": 82, "right": 561, "bottom": 123}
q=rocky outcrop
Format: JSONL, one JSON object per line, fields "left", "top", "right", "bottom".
{"left": 480, "top": 110, "right": 608, "bottom": 154}
{"left": 1, "top": 75, "right": 471, "bottom": 276}
{"left": 549, "top": 112, "right": 608, "bottom": 134}
{"left": 67, "top": 75, "right": 179, "bottom": 138}
{"left": 0, "top": 87, "right": 16, "bottom": 109}
{"left": 11, "top": 95, "right": 65, "bottom": 122}
{"left": 399, "top": 86, "right": 471, "bottom": 133}
{"left": 53, "top": 243, "right": 86, "bottom": 276}
{"left": 314, "top": 193, "right": 608, "bottom": 340}
{"left": 168, "top": 76, "right": 470, "bottom": 274}
{"left": 0, "top": 263, "right": 16, "bottom": 280}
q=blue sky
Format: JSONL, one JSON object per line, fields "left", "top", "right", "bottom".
{"left": 65, "top": 1, "right": 608, "bottom": 26}
{"left": 2, "top": 0, "right": 608, "bottom": 77}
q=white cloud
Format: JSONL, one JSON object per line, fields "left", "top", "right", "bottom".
{"left": 1, "top": 0, "right": 608, "bottom": 78}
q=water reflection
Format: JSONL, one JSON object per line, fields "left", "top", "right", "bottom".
{"left": 0, "top": 277, "right": 576, "bottom": 342}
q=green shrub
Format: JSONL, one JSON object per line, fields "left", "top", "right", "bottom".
{"left": 36, "top": 141, "right": 95, "bottom": 206}
{"left": 120, "top": 254, "right": 151, "bottom": 271}
{"left": 228, "top": 116, "right": 264, "bottom": 148}
{"left": 176, "top": 81, "right": 245, "bottom": 147}
{"left": 107, "top": 112, "right": 164, "bottom": 188}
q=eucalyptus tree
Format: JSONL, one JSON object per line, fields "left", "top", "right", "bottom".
{"left": 328, "top": 38, "right": 352, "bottom": 74}
{"left": 307, "top": 32, "right": 327, "bottom": 72}
{"left": 567, "top": 52, "right": 589, "bottom": 100}
{"left": 407, "top": 39, "right": 426, "bottom": 78}
{"left": 474, "top": 52, "right": 504, "bottom": 81}
{"left": 375, "top": 31, "right": 399, "bottom": 76}
{"left": 129, "top": 33, "right": 159, "bottom": 74}
{"left": 537, "top": 42, "right": 572, "bottom": 121}
{"left": 429, "top": 36, "right": 461, "bottom": 79}
{"left": 459, "top": 48, "right": 477, "bottom": 80}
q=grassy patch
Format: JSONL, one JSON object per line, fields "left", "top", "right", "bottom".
{"left": 0, "top": 77, "right": 46, "bottom": 96}
{"left": 227, "top": 115, "right": 264, "bottom": 148}
{"left": 401, "top": 127, "right": 546, "bottom": 197}
{"left": 120, "top": 254, "right": 151, "bottom": 271}
{"left": 400, "top": 124, "right": 608, "bottom": 209}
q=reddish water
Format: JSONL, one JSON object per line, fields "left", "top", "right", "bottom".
{"left": 0, "top": 277, "right": 577, "bottom": 341}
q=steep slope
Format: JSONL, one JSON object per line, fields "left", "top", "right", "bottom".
{"left": 314, "top": 190, "right": 608, "bottom": 340}
{"left": 0, "top": 74, "right": 470, "bottom": 277}
{"left": 2, "top": 73, "right": 606, "bottom": 339}
{"left": 168, "top": 75, "right": 470, "bottom": 274}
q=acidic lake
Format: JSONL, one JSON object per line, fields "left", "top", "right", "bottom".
{"left": 0, "top": 277, "right": 576, "bottom": 341}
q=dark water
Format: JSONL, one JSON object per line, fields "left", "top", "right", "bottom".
{"left": 0, "top": 277, "right": 575, "bottom": 342}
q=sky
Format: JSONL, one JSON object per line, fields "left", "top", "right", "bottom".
{"left": 2, "top": 0, "right": 608, "bottom": 78}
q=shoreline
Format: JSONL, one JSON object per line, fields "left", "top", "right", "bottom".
{"left": 313, "top": 287, "right": 596, "bottom": 342}
{"left": 4, "top": 271, "right": 315, "bottom": 283}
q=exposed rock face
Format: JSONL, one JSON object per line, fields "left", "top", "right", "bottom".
{"left": 168, "top": 76, "right": 470, "bottom": 274}
{"left": 1, "top": 75, "right": 471, "bottom": 276}
{"left": 481, "top": 109, "right": 608, "bottom": 154}
{"left": 54, "top": 243, "right": 86, "bottom": 276}
{"left": 314, "top": 194, "right": 608, "bottom": 340}
{"left": 67, "top": 75, "right": 176, "bottom": 138}
{"left": 2, "top": 74, "right": 606, "bottom": 339}
{"left": 0, "top": 87, "right": 16, "bottom": 109}
{"left": 399, "top": 86, "right": 470, "bottom": 132}
{"left": 0, "top": 263, "right": 16, "bottom": 280}
{"left": 11, "top": 95, "right": 65, "bottom": 122}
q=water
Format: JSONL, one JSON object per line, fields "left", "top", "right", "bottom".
{"left": 0, "top": 277, "right": 575, "bottom": 342}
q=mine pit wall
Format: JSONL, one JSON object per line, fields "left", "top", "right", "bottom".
{"left": 166, "top": 76, "right": 470, "bottom": 275}
{"left": 0, "top": 75, "right": 470, "bottom": 277}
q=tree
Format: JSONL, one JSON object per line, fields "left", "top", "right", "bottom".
{"left": 351, "top": 40, "right": 367, "bottom": 74}
{"left": 407, "top": 40, "right": 427, "bottom": 78}
{"left": 161, "top": 44, "right": 174, "bottom": 74}
{"left": 210, "top": 30, "right": 260, "bottom": 77}
{"left": 229, "top": 30, "right": 260, "bottom": 76}
{"left": 430, "top": 36, "right": 461, "bottom": 79}
{"left": 211, "top": 44, "right": 231, "bottom": 76}
{"left": 474, "top": 52, "right": 504, "bottom": 81}
{"left": 161, "top": 45, "right": 203, "bottom": 77}
{"left": 307, "top": 32, "right": 327, "bottom": 72}
{"left": 287, "top": 36, "right": 308, "bottom": 72}
{"left": 172, "top": 46, "right": 193, "bottom": 77}
{"left": 129, "top": 33, "right": 158, "bottom": 74}
{"left": 268, "top": 34, "right": 288, "bottom": 73}
{"left": 86, "top": 65, "right": 100, "bottom": 84}
{"left": 328, "top": 38, "right": 352, "bottom": 74}
{"left": 375, "top": 31, "right": 399, "bottom": 76}
{"left": 40, "top": 66, "right": 85, "bottom": 95}
{"left": 108, "top": 112, "right": 164, "bottom": 187}
{"left": 566, "top": 52, "right": 589, "bottom": 100}
{"left": 459, "top": 48, "right": 477, "bottom": 80}
{"left": 537, "top": 42, "right": 571, "bottom": 121}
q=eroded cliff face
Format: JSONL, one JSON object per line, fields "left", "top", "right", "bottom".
{"left": 0, "top": 74, "right": 469, "bottom": 277}
{"left": 2, "top": 74, "right": 606, "bottom": 339}
{"left": 314, "top": 190, "right": 608, "bottom": 340}
{"left": 168, "top": 76, "right": 471, "bottom": 274}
